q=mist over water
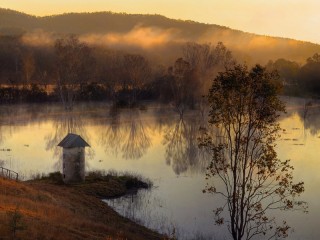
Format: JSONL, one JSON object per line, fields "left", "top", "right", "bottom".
{"left": 0, "top": 98, "right": 318, "bottom": 239}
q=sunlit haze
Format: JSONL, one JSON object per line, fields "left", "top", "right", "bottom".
{"left": 1, "top": 0, "right": 320, "bottom": 44}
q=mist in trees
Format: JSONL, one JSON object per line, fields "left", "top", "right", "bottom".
{"left": 1, "top": 31, "right": 320, "bottom": 109}
{"left": 149, "top": 42, "right": 235, "bottom": 116}
{"left": 54, "top": 36, "right": 95, "bottom": 110}
{"left": 297, "top": 53, "right": 320, "bottom": 96}
{"left": 266, "top": 58, "right": 300, "bottom": 95}
{"left": 0, "top": 32, "right": 240, "bottom": 110}
{"left": 266, "top": 53, "right": 320, "bottom": 97}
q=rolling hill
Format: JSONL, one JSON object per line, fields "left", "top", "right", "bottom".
{"left": 0, "top": 8, "right": 320, "bottom": 65}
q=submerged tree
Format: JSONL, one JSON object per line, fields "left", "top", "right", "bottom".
{"left": 123, "top": 53, "right": 151, "bottom": 106}
{"left": 298, "top": 53, "right": 320, "bottom": 97}
{"left": 170, "top": 58, "right": 197, "bottom": 116}
{"left": 54, "top": 36, "right": 94, "bottom": 110}
{"left": 201, "top": 64, "right": 307, "bottom": 240}
{"left": 182, "top": 42, "right": 235, "bottom": 97}
{"left": 168, "top": 42, "right": 235, "bottom": 116}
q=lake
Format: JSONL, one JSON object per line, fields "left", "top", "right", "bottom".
{"left": 0, "top": 97, "right": 319, "bottom": 239}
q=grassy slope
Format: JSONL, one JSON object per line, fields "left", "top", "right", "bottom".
{"left": 0, "top": 177, "right": 163, "bottom": 240}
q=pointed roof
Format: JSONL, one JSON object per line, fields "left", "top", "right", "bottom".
{"left": 57, "top": 133, "right": 90, "bottom": 148}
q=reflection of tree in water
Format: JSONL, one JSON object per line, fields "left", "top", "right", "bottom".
{"left": 99, "top": 106, "right": 123, "bottom": 156}
{"left": 0, "top": 105, "right": 38, "bottom": 146}
{"left": 44, "top": 111, "right": 94, "bottom": 170}
{"left": 122, "top": 110, "right": 151, "bottom": 159}
{"left": 0, "top": 122, "right": 4, "bottom": 144}
{"left": 297, "top": 100, "right": 320, "bottom": 136}
{"left": 163, "top": 112, "right": 211, "bottom": 175}
{"left": 163, "top": 118, "right": 187, "bottom": 173}
{"left": 99, "top": 108, "right": 151, "bottom": 160}
{"left": 106, "top": 189, "right": 173, "bottom": 236}
{"left": 0, "top": 104, "right": 64, "bottom": 169}
{"left": 284, "top": 98, "right": 320, "bottom": 138}
{"left": 153, "top": 104, "right": 176, "bottom": 134}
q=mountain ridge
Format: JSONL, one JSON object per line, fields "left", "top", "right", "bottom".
{"left": 0, "top": 7, "right": 317, "bottom": 44}
{"left": 0, "top": 8, "right": 319, "bottom": 64}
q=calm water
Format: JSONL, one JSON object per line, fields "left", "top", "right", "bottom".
{"left": 0, "top": 98, "right": 319, "bottom": 239}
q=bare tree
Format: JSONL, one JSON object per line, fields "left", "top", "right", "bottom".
{"left": 183, "top": 42, "right": 235, "bottom": 98}
{"left": 201, "top": 64, "right": 307, "bottom": 240}
{"left": 123, "top": 54, "right": 151, "bottom": 106}
{"left": 170, "top": 58, "right": 198, "bottom": 116}
{"left": 54, "top": 36, "right": 94, "bottom": 110}
{"left": 21, "top": 50, "right": 35, "bottom": 87}
{"left": 93, "top": 48, "right": 124, "bottom": 104}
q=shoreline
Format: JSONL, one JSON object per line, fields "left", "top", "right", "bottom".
{"left": 0, "top": 172, "right": 164, "bottom": 239}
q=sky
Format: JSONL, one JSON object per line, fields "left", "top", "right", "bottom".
{"left": 1, "top": 0, "right": 320, "bottom": 44}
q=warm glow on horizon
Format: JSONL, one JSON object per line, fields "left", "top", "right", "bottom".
{"left": 1, "top": 0, "right": 320, "bottom": 44}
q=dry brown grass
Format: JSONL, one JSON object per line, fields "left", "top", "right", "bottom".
{"left": 0, "top": 177, "right": 163, "bottom": 240}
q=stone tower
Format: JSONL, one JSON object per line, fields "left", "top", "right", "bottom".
{"left": 57, "top": 133, "right": 90, "bottom": 184}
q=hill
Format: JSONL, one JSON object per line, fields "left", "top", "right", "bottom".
{"left": 0, "top": 8, "right": 320, "bottom": 64}
{"left": 0, "top": 175, "right": 162, "bottom": 239}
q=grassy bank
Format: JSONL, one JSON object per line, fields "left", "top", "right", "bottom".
{"left": 30, "top": 171, "right": 152, "bottom": 199}
{"left": 0, "top": 172, "right": 164, "bottom": 240}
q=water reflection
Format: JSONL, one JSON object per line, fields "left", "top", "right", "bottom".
{"left": 0, "top": 100, "right": 318, "bottom": 239}
{"left": 298, "top": 101, "right": 320, "bottom": 136}
{"left": 122, "top": 109, "right": 151, "bottom": 159}
{"left": 0, "top": 105, "right": 44, "bottom": 170}
{"left": 44, "top": 110, "right": 94, "bottom": 170}
{"left": 105, "top": 188, "right": 215, "bottom": 240}
{"left": 99, "top": 108, "right": 151, "bottom": 160}
{"left": 283, "top": 98, "right": 320, "bottom": 137}
{"left": 97, "top": 106, "right": 212, "bottom": 173}
{"left": 4, "top": 100, "right": 320, "bottom": 176}
{"left": 99, "top": 106, "right": 122, "bottom": 156}
{"left": 0, "top": 105, "right": 33, "bottom": 144}
{"left": 0, "top": 103, "right": 226, "bottom": 180}
{"left": 163, "top": 112, "right": 211, "bottom": 175}
{"left": 105, "top": 190, "right": 172, "bottom": 235}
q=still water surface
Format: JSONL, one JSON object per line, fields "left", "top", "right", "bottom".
{"left": 0, "top": 98, "right": 319, "bottom": 239}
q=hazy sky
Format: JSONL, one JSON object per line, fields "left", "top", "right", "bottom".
{"left": 1, "top": 0, "right": 320, "bottom": 44}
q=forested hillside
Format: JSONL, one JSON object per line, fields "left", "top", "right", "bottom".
{"left": 1, "top": 8, "right": 320, "bottom": 64}
{"left": 0, "top": 8, "right": 320, "bottom": 108}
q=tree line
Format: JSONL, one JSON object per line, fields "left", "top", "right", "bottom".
{"left": 0, "top": 35, "right": 233, "bottom": 110}
{"left": 267, "top": 54, "right": 320, "bottom": 97}
{"left": 0, "top": 34, "right": 320, "bottom": 109}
